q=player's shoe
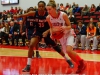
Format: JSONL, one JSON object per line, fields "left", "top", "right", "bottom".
{"left": 67, "top": 60, "right": 74, "bottom": 68}
{"left": 36, "top": 53, "right": 41, "bottom": 58}
{"left": 22, "top": 65, "right": 30, "bottom": 72}
{"left": 76, "top": 60, "right": 86, "bottom": 73}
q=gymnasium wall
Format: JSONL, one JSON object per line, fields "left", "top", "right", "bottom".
{"left": 0, "top": 0, "right": 100, "bottom": 11}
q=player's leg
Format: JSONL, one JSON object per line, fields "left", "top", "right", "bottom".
{"left": 81, "top": 35, "right": 86, "bottom": 50}
{"left": 35, "top": 42, "right": 41, "bottom": 58}
{"left": 27, "top": 33, "right": 40, "bottom": 58}
{"left": 91, "top": 36, "right": 98, "bottom": 50}
{"left": 44, "top": 34, "right": 74, "bottom": 68}
{"left": 65, "top": 35, "right": 86, "bottom": 73}
{"left": 22, "top": 36, "right": 40, "bottom": 72}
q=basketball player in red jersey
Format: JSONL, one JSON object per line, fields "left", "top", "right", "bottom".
{"left": 14, "top": 1, "right": 74, "bottom": 72}
{"left": 46, "top": 2, "right": 86, "bottom": 73}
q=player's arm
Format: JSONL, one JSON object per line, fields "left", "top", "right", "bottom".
{"left": 46, "top": 15, "right": 53, "bottom": 34}
{"left": 14, "top": 11, "right": 35, "bottom": 18}
{"left": 62, "top": 13, "right": 71, "bottom": 30}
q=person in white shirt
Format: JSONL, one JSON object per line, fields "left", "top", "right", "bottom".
{"left": 46, "top": 2, "right": 86, "bottom": 73}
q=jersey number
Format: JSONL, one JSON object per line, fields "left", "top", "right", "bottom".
{"left": 39, "top": 23, "right": 44, "bottom": 27}
{"left": 30, "top": 22, "right": 33, "bottom": 26}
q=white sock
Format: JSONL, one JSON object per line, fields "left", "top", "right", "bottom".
{"left": 64, "top": 55, "right": 69, "bottom": 60}
{"left": 27, "top": 58, "right": 32, "bottom": 65}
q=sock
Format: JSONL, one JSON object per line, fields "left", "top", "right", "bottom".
{"left": 27, "top": 58, "right": 32, "bottom": 65}
{"left": 68, "top": 53, "right": 78, "bottom": 65}
{"left": 76, "top": 55, "right": 83, "bottom": 65}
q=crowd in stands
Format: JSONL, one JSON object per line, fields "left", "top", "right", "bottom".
{"left": 0, "top": 1, "right": 100, "bottom": 50}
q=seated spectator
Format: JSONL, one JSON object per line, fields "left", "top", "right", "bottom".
{"left": 14, "top": 7, "right": 18, "bottom": 14}
{"left": 96, "top": 3, "right": 100, "bottom": 12}
{"left": 18, "top": 20, "right": 26, "bottom": 46}
{"left": 66, "top": 4, "right": 73, "bottom": 15}
{"left": 73, "top": 4, "right": 81, "bottom": 14}
{"left": 9, "top": 21, "right": 19, "bottom": 46}
{"left": 60, "top": 3, "right": 65, "bottom": 11}
{"left": 65, "top": 3, "right": 69, "bottom": 11}
{"left": 7, "top": 14, "right": 12, "bottom": 22}
{"left": 2, "top": 10, "right": 7, "bottom": 22}
{"left": 68, "top": 13, "right": 76, "bottom": 24}
{"left": 81, "top": 4, "right": 90, "bottom": 15}
{"left": 86, "top": 23, "right": 97, "bottom": 50}
{"left": 9, "top": 7, "right": 14, "bottom": 14}
{"left": 0, "top": 23, "right": 5, "bottom": 44}
{"left": 72, "top": 2, "right": 76, "bottom": 9}
{"left": 56, "top": 3, "right": 60, "bottom": 10}
{"left": 74, "top": 21, "right": 87, "bottom": 50}
{"left": 3, "top": 22, "right": 10, "bottom": 45}
{"left": 91, "top": 21, "right": 100, "bottom": 50}
{"left": 89, "top": 4, "right": 96, "bottom": 16}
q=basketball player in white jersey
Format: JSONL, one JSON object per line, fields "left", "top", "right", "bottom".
{"left": 46, "top": 2, "right": 86, "bottom": 73}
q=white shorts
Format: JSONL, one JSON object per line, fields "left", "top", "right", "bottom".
{"left": 59, "top": 34, "right": 75, "bottom": 53}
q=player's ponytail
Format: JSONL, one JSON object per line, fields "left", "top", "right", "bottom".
{"left": 47, "top": 0, "right": 56, "bottom": 8}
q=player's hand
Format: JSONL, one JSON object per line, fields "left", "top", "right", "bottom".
{"left": 60, "top": 26, "right": 66, "bottom": 32}
{"left": 42, "top": 31, "right": 48, "bottom": 37}
{"left": 50, "top": 35, "right": 55, "bottom": 40}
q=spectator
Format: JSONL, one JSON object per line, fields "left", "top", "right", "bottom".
{"left": 69, "top": 13, "right": 76, "bottom": 24}
{"left": 72, "top": 2, "right": 76, "bottom": 9}
{"left": 89, "top": 4, "right": 96, "bottom": 16}
{"left": 73, "top": 4, "right": 81, "bottom": 14}
{"left": 3, "top": 22, "right": 10, "bottom": 45}
{"left": 74, "top": 21, "right": 87, "bottom": 50}
{"left": 7, "top": 14, "right": 12, "bottom": 22}
{"left": 96, "top": 3, "right": 100, "bottom": 12}
{"left": 2, "top": 10, "right": 7, "bottom": 22}
{"left": 81, "top": 4, "right": 90, "bottom": 15}
{"left": 91, "top": 21, "right": 100, "bottom": 50}
{"left": 9, "top": 21, "right": 19, "bottom": 46}
{"left": 0, "top": 23, "right": 5, "bottom": 44}
{"left": 66, "top": 4, "right": 73, "bottom": 15}
{"left": 18, "top": 20, "right": 26, "bottom": 46}
{"left": 86, "top": 23, "right": 97, "bottom": 50}
{"left": 60, "top": 3, "right": 65, "bottom": 11}
{"left": 65, "top": 3, "right": 69, "bottom": 10}
{"left": 56, "top": 3, "right": 60, "bottom": 11}
{"left": 9, "top": 7, "right": 14, "bottom": 14}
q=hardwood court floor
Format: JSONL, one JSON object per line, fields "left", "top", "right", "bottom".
{"left": 0, "top": 45, "right": 100, "bottom": 75}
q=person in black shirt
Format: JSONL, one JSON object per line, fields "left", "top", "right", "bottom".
{"left": 14, "top": 1, "right": 73, "bottom": 72}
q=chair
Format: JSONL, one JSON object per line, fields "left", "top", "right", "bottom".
{"left": 94, "top": 12, "right": 100, "bottom": 15}
{"left": 77, "top": 20, "right": 83, "bottom": 23}
{"left": 90, "top": 16, "right": 96, "bottom": 19}
{"left": 97, "top": 16, "right": 100, "bottom": 20}
{"left": 75, "top": 16, "right": 82, "bottom": 21}
{"left": 84, "top": 20, "right": 90, "bottom": 25}
{"left": 93, "top": 20, "right": 98, "bottom": 22}
{"left": 82, "top": 16, "right": 89, "bottom": 21}
{"left": 74, "top": 13, "right": 81, "bottom": 16}
{"left": 76, "top": 16, "right": 82, "bottom": 19}
{"left": 94, "top": 12, "right": 100, "bottom": 17}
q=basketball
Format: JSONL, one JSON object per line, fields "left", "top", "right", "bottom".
{"left": 51, "top": 27, "right": 64, "bottom": 39}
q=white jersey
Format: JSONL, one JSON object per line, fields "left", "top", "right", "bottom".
{"left": 49, "top": 11, "right": 75, "bottom": 53}
{"left": 49, "top": 11, "right": 65, "bottom": 27}
{"left": 49, "top": 11, "right": 75, "bottom": 36}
